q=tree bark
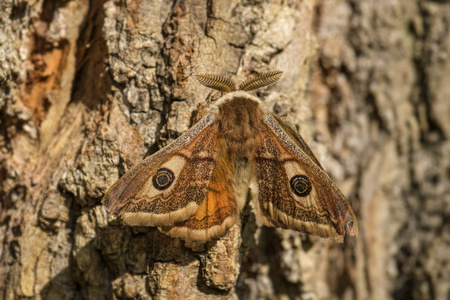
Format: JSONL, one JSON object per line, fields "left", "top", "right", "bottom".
{"left": 1, "top": 0, "right": 449, "bottom": 299}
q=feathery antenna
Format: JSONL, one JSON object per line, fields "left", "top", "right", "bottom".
{"left": 195, "top": 74, "right": 237, "bottom": 92}
{"left": 195, "top": 70, "right": 283, "bottom": 93}
{"left": 238, "top": 70, "right": 283, "bottom": 91}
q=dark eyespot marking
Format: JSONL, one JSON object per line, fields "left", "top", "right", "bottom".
{"left": 290, "top": 175, "right": 312, "bottom": 197}
{"left": 153, "top": 168, "right": 175, "bottom": 190}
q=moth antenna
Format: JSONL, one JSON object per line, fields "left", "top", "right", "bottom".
{"left": 195, "top": 74, "right": 237, "bottom": 92}
{"left": 238, "top": 70, "right": 283, "bottom": 91}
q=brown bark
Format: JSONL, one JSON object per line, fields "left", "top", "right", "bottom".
{"left": 1, "top": 0, "right": 449, "bottom": 299}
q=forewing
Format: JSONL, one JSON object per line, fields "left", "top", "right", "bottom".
{"left": 270, "top": 114, "right": 324, "bottom": 169}
{"left": 102, "top": 114, "right": 220, "bottom": 227}
{"left": 254, "top": 114, "right": 358, "bottom": 242}
{"left": 160, "top": 143, "right": 237, "bottom": 242}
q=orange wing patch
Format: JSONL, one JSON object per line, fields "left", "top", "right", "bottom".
{"left": 160, "top": 143, "right": 237, "bottom": 242}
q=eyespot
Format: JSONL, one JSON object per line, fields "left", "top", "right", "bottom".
{"left": 290, "top": 175, "right": 312, "bottom": 197}
{"left": 152, "top": 168, "right": 175, "bottom": 190}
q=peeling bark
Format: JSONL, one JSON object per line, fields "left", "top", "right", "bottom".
{"left": 1, "top": 0, "right": 449, "bottom": 299}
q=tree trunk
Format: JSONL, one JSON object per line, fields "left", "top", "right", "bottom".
{"left": 1, "top": 0, "right": 449, "bottom": 299}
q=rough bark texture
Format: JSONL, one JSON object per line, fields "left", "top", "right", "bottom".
{"left": 1, "top": 0, "right": 449, "bottom": 299}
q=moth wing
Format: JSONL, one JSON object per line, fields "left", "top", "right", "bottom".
{"left": 160, "top": 144, "right": 237, "bottom": 242}
{"left": 102, "top": 114, "right": 220, "bottom": 227}
{"left": 270, "top": 114, "right": 324, "bottom": 169}
{"left": 253, "top": 114, "right": 358, "bottom": 242}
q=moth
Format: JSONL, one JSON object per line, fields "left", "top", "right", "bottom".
{"left": 102, "top": 71, "right": 358, "bottom": 243}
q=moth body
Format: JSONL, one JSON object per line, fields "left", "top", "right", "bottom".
{"left": 212, "top": 91, "right": 266, "bottom": 221}
{"left": 214, "top": 91, "right": 263, "bottom": 156}
{"left": 102, "top": 71, "right": 358, "bottom": 243}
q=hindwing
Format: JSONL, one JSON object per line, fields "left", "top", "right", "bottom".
{"left": 160, "top": 143, "right": 237, "bottom": 242}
